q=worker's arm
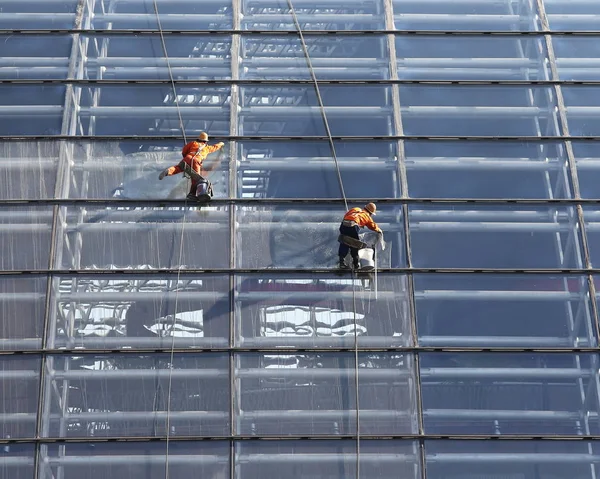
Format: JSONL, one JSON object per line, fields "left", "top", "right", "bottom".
{"left": 364, "top": 214, "right": 382, "bottom": 234}
{"left": 205, "top": 142, "right": 224, "bottom": 155}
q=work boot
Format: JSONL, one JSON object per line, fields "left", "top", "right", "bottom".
{"left": 158, "top": 168, "right": 169, "bottom": 180}
{"left": 352, "top": 258, "right": 360, "bottom": 270}
{"left": 338, "top": 258, "right": 350, "bottom": 269}
{"left": 186, "top": 193, "right": 197, "bottom": 201}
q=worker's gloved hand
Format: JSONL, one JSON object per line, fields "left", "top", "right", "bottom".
{"left": 158, "top": 168, "right": 169, "bottom": 180}
{"left": 217, "top": 142, "right": 225, "bottom": 147}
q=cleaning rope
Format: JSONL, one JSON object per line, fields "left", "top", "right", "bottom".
{"left": 152, "top": 2, "right": 189, "bottom": 478}
{"left": 286, "top": 2, "right": 361, "bottom": 477}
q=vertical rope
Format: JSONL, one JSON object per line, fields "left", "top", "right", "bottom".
{"left": 152, "top": 2, "right": 190, "bottom": 478}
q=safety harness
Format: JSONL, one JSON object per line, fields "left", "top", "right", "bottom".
{"left": 179, "top": 146, "right": 214, "bottom": 202}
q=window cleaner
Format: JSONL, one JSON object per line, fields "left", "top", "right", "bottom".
{"left": 337, "top": 202, "right": 383, "bottom": 270}
{"left": 158, "top": 131, "right": 225, "bottom": 203}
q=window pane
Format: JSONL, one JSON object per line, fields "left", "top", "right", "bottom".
{"left": 0, "top": 277, "right": 46, "bottom": 351}
{"left": 236, "top": 440, "right": 420, "bottom": 479}
{"left": 0, "top": 356, "right": 40, "bottom": 439}
{"left": 0, "top": 444, "right": 35, "bottom": 479}
{"left": 235, "top": 273, "right": 412, "bottom": 348}
{"left": 238, "top": 140, "right": 400, "bottom": 199}
{"left": 40, "top": 353, "right": 229, "bottom": 438}
{"left": 399, "top": 85, "right": 559, "bottom": 137}
{"left": 573, "top": 142, "right": 600, "bottom": 199}
{"left": 396, "top": 36, "right": 550, "bottom": 81}
{"left": 426, "top": 440, "right": 600, "bottom": 479}
{"left": 56, "top": 205, "right": 230, "bottom": 270}
{"left": 0, "top": 140, "right": 58, "bottom": 200}
{"left": 242, "top": 35, "right": 390, "bottom": 80}
{"left": 583, "top": 207, "right": 600, "bottom": 268}
{"left": 0, "top": 206, "right": 53, "bottom": 271}
{"left": 415, "top": 274, "right": 597, "bottom": 348}
{"left": 40, "top": 441, "right": 229, "bottom": 479}
{"left": 547, "top": 1, "right": 600, "bottom": 31}
{"left": 47, "top": 274, "right": 229, "bottom": 350}
{"left": 241, "top": 0, "right": 386, "bottom": 31}
{"left": 65, "top": 140, "right": 229, "bottom": 200}
{"left": 554, "top": 36, "right": 600, "bottom": 81}
{"left": 0, "top": 1, "right": 80, "bottom": 29}
{"left": 0, "top": 34, "right": 72, "bottom": 80}
{"left": 392, "top": 0, "right": 540, "bottom": 31}
{"left": 563, "top": 86, "right": 600, "bottom": 137}
{"left": 0, "top": 85, "right": 65, "bottom": 136}
{"left": 405, "top": 140, "right": 573, "bottom": 199}
{"left": 420, "top": 352, "right": 600, "bottom": 435}
{"left": 236, "top": 353, "right": 416, "bottom": 436}
{"left": 409, "top": 204, "right": 583, "bottom": 269}
{"left": 236, "top": 204, "right": 403, "bottom": 269}
{"left": 239, "top": 85, "right": 393, "bottom": 137}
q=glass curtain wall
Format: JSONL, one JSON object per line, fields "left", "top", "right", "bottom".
{"left": 0, "top": 0, "right": 600, "bottom": 478}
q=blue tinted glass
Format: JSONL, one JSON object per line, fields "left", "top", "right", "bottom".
{"left": 0, "top": 443, "right": 35, "bottom": 479}
{"left": 562, "top": 86, "right": 600, "bottom": 136}
{"left": 237, "top": 140, "right": 400, "bottom": 199}
{"left": 409, "top": 204, "right": 583, "bottom": 269}
{"left": 414, "top": 274, "right": 597, "bottom": 348}
{"left": 553, "top": 37, "right": 600, "bottom": 81}
{"left": 405, "top": 140, "right": 573, "bottom": 199}
{"left": 583, "top": 208, "right": 600, "bottom": 268}
{"left": 0, "top": 1, "right": 80, "bottom": 29}
{"left": 234, "top": 273, "right": 412, "bottom": 348}
{"left": 572, "top": 142, "right": 600, "bottom": 198}
{"left": 421, "top": 352, "right": 600, "bottom": 435}
{"left": 547, "top": 1, "right": 600, "bottom": 30}
{"left": 41, "top": 354, "right": 229, "bottom": 438}
{"left": 0, "top": 35, "right": 72, "bottom": 80}
{"left": 0, "top": 85, "right": 65, "bottom": 136}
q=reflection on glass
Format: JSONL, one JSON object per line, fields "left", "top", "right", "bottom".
{"left": 0, "top": 356, "right": 41, "bottom": 439}
{"left": 238, "top": 140, "right": 400, "bottom": 199}
{"left": 41, "top": 441, "right": 230, "bottom": 479}
{"left": 409, "top": 204, "right": 583, "bottom": 269}
{"left": 415, "top": 274, "right": 596, "bottom": 348}
{"left": 236, "top": 204, "right": 404, "bottom": 269}
{"left": 41, "top": 354, "right": 229, "bottom": 438}
{"left": 57, "top": 205, "right": 230, "bottom": 270}
{"left": 0, "top": 277, "right": 46, "bottom": 350}
{"left": 236, "top": 440, "right": 420, "bottom": 479}
{"left": 48, "top": 275, "right": 229, "bottom": 350}
{"left": 236, "top": 353, "right": 416, "bottom": 436}
{"left": 235, "top": 273, "right": 411, "bottom": 348}
{"left": 420, "top": 353, "right": 600, "bottom": 435}
{"left": 399, "top": 85, "right": 559, "bottom": 137}
{"left": 405, "top": 141, "right": 572, "bottom": 199}
{"left": 396, "top": 36, "right": 549, "bottom": 80}
{"left": 0, "top": 443, "right": 35, "bottom": 479}
{"left": 426, "top": 440, "right": 600, "bottom": 479}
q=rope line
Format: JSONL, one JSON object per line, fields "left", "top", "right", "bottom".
{"left": 153, "top": 1, "right": 190, "bottom": 478}
{"left": 286, "top": 1, "right": 360, "bottom": 477}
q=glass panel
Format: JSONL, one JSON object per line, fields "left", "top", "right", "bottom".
{"left": 236, "top": 204, "right": 404, "bottom": 269}
{"left": 89, "top": 0, "right": 234, "bottom": 30}
{"left": 405, "top": 140, "right": 573, "bottom": 199}
{"left": 242, "top": 35, "right": 390, "bottom": 80}
{"left": 80, "top": 34, "right": 232, "bottom": 81}
{"left": 392, "top": 0, "right": 540, "bottom": 31}
{"left": 238, "top": 140, "right": 400, "bottom": 199}
{"left": 547, "top": 2, "right": 600, "bottom": 31}
{"left": 554, "top": 36, "right": 600, "bottom": 81}
{"left": 236, "top": 440, "right": 420, "bottom": 479}
{"left": 48, "top": 274, "right": 229, "bottom": 350}
{"left": 235, "top": 273, "right": 412, "bottom": 348}
{"left": 573, "top": 142, "right": 600, "bottom": 199}
{"left": 396, "top": 36, "right": 550, "bottom": 81}
{"left": 57, "top": 205, "right": 230, "bottom": 270}
{"left": 426, "top": 440, "right": 600, "bottom": 479}
{"left": 0, "top": 1, "right": 80, "bottom": 29}
{"left": 235, "top": 353, "right": 416, "bottom": 436}
{"left": 0, "top": 206, "right": 53, "bottom": 271}
{"left": 409, "top": 204, "right": 583, "bottom": 269}
{"left": 241, "top": 0, "right": 386, "bottom": 31}
{"left": 415, "top": 274, "right": 596, "bottom": 348}
{"left": 0, "top": 85, "right": 65, "bottom": 136}
{"left": 0, "top": 356, "right": 41, "bottom": 439}
{"left": 239, "top": 85, "right": 393, "bottom": 137}
{"left": 0, "top": 444, "right": 35, "bottom": 479}
{"left": 399, "top": 85, "right": 559, "bottom": 137}
{"left": 563, "top": 86, "right": 600, "bottom": 137}
{"left": 41, "top": 353, "right": 229, "bottom": 438}
{"left": 420, "top": 352, "right": 600, "bottom": 435}
{"left": 583, "top": 208, "right": 600, "bottom": 268}
{"left": 40, "top": 441, "right": 230, "bottom": 479}
{"left": 0, "top": 277, "right": 46, "bottom": 350}
{"left": 0, "top": 34, "right": 73, "bottom": 80}
{"left": 65, "top": 140, "right": 229, "bottom": 200}
{"left": 0, "top": 140, "right": 59, "bottom": 200}
{"left": 71, "top": 84, "right": 230, "bottom": 137}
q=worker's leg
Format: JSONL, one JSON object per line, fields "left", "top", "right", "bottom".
{"left": 350, "top": 247, "right": 360, "bottom": 269}
{"left": 186, "top": 180, "right": 198, "bottom": 200}
{"left": 338, "top": 224, "right": 360, "bottom": 268}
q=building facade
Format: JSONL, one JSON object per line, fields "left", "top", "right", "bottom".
{"left": 1, "top": 0, "right": 600, "bottom": 478}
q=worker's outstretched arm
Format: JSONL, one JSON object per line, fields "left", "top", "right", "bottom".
{"left": 202, "top": 143, "right": 225, "bottom": 173}
{"left": 205, "top": 142, "right": 225, "bottom": 155}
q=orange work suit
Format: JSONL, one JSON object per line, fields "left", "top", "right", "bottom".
{"left": 342, "top": 207, "right": 381, "bottom": 233}
{"left": 163, "top": 141, "right": 224, "bottom": 194}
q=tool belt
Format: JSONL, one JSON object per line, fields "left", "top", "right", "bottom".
{"left": 342, "top": 220, "right": 358, "bottom": 227}
{"left": 338, "top": 234, "right": 367, "bottom": 250}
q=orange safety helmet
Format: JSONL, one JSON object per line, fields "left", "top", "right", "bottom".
{"left": 198, "top": 132, "right": 209, "bottom": 142}
{"left": 364, "top": 203, "right": 377, "bottom": 215}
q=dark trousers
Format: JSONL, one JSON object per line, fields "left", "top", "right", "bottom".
{"left": 338, "top": 224, "right": 360, "bottom": 262}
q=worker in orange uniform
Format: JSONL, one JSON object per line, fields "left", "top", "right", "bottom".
{"left": 158, "top": 131, "right": 225, "bottom": 202}
{"left": 338, "top": 203, "right": 382, "bottom": 269}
